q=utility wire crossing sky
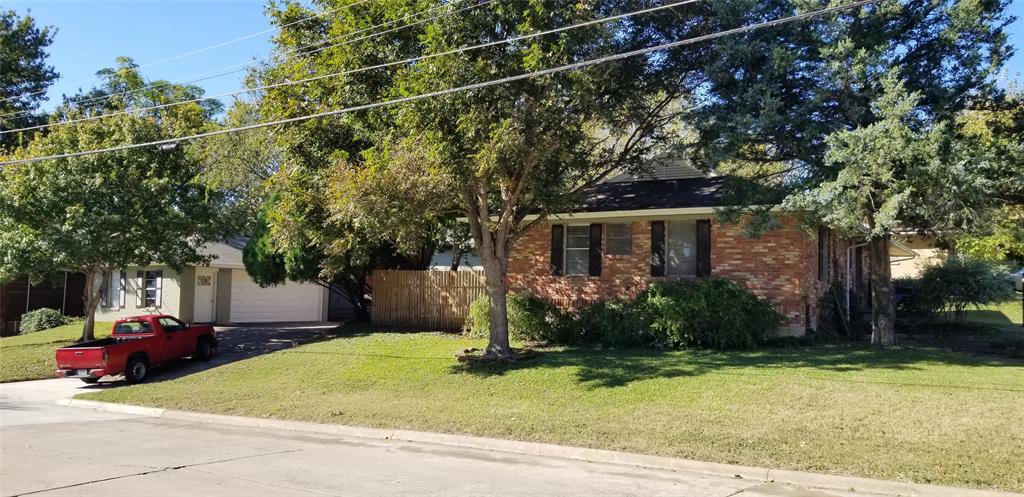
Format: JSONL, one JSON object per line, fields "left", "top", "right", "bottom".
{"left": 1, "top": 0, "right": 881, "bottom": 167}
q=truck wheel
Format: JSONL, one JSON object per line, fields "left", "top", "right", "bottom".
{"left": 80, "top": 377, "right": 100, "bottom": 384}
{"left": 194, "top": 338, "right": 213, "bottom": 362}
{"left": 125, "top": 356, "right": 148, "bottom": 384}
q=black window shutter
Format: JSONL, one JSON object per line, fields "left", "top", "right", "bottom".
{"left": 588, "top": 223, "right": 602, "bottom": 277}
{"left": 818, "top": 226, "right": 829, "bottom": 281}
{"left": 550, "top": 224, "right": 564, "bottom": 276}
{"left": 650, "top": 221, "right": 665, "bottom": 276}
{"left": 696, "top": 219, "right": 711, "bottom": 277}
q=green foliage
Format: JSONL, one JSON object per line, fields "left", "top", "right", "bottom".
{"left": 468, "top": 280, "right": 781, "bottom": 350}
{"left": 190, "top": 101, "right": 279, "bottom": 234}
{"left": 637, "top": 279, "right": 782, "bottom": 349}
{"left": 242, "top": 209, "right": 289, "bottom": 286}
{"left": 465, "top": 293, "right": 565, "bottom": 343}
{"left": 0, "top": 62, "right": 222, "bottom": 339}
{"left": 0, "top": 9, "right": 58, "bottom": 150}
{"left": 899, "top": 257, "right": 1016, "bottom": 326}
{"left": 256, "top": 0, "right": 710, "bottom": 351}
{"left": 956, "top": 207, "right": 1024, "bottom": 265}
{"left": 785, "top": 73, "right": 995, "bottom": 240}
{"left": 18, "top": 308, "right": 69, "bottom": 334}
{"left": 570, "top": 298, "right": 651, "bottom": 348}
{"left": 691, "top": 0, "right": 1012, "bottom": 182}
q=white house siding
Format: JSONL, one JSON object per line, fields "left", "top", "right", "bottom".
{"left": 93, "top": 266, "right": 182, "bottom": 321}
{"left": 229, "top": 270, "right": 326, "bottom": 323}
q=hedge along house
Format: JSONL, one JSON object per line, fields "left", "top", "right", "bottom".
{"left": 91, "top": 237, "right": 344, "bottom": 325}
{"left": 506, "top": 162, "right": 868, "bottom": 335}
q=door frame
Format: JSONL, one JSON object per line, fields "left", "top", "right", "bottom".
{"left": 193, "top": 267, "right": 218, "bottom": 324}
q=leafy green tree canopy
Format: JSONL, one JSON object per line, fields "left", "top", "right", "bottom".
{"left": 0, "top": 63, "right": 223, "bottom": 340}
{"left": 0, "top": 9, "right": 59, "bottom": 149}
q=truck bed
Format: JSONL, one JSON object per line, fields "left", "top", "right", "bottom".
{"left": 59, "top": 338, "right": 119, "bottom": 349}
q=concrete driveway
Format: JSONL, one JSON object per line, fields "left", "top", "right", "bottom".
{"left": 0, "top": 379, "right": 889, "bottom": 497}
{"left": 84, "top": 322, "right": 342, "bottom": 385}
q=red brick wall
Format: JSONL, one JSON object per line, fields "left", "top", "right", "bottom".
{"left": 507, "top": 216, "right": 842, "bottom": 335}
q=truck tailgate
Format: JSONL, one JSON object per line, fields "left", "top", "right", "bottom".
{"left": 55, "top": 338, "right": 118, "bottom": 371}
{"left": 55, "top": 347, "right": 106, "bottom": 370}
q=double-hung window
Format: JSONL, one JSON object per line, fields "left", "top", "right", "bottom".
{"left": 564, "top": 225, "right": 591, "bottom": 276}
{"left": 666, "top": 221, "right": 698, "bottom": 276}
{"left": 651, "top": 219, "right": 711, "bottom": 277}
{"left": 605, "top": 223, "right": 632, "bottom": 256}
{"left": 144, "top": 270, "right": 162, "bottom": 307}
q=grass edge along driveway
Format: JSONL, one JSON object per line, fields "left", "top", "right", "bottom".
{"left": 1, "top": 323, "right": 111, "bottom": 383}
{"left": 80, "top": 329, "right": 1024, "bottom": 493}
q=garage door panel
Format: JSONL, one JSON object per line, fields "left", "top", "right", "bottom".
{"left": 230, "top": 270, "right": 323, "bottom": 323}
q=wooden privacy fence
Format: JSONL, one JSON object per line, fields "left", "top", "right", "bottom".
{"left": 371, "top": 269, "right": 486, "bottom": 329}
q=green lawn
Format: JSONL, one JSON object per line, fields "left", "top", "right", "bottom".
{"left": 81, "top": 329, "right": 1024, "bottom": 492}
{"left": 0, "top": 322, "right": 111, "bottom": 383}
{"left": 961, "top": 300, "right": 1023, "bottom": 337}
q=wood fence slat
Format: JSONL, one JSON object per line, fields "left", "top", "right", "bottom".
{"left": 371, "top": 269, "right": 486, "bottom": 329}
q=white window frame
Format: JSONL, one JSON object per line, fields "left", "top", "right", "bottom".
{"left": 144, "top": 270, "right": 162, "bottom": 308}
{"left": 563, "top": 224, "right": 591, "bottom": 276}
{"left": 106, "top": 270, "right": 124, "bottom": 309}
{"left": 665, "top": 220, "right": 698, "bottom": 277}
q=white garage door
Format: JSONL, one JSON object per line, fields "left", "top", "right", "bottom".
{"left": 230, "top": 270, "right": 324, "bottom": 323}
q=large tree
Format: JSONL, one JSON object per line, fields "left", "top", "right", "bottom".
{"left": 0, "top": 9, "right": 59, "bottom": 150}
{"left": 785, "top": 73, "right": 1007, "bottom": 344}
{"left": 190, "top": 100, "right": 281, "bottom": 234}
{"left": 687, "top": 0, "right": 1014, "bottom": 344}
{"left": 0, "top": 62, "right": 223, "bottom": 341}
{"left": 256, "top": 0, "right": 712, "bottom": 358}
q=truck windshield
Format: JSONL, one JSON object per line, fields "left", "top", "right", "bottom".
{"left": 115, "top": 321, "right": 152, "bottom": 334}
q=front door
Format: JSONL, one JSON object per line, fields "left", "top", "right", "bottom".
{"left": 194, "top": 268, "right": 217, "bottom": 323}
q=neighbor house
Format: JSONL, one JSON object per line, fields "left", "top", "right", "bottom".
{"left": 506, "top": 162, "right": 877, "bottom": 335}
{"left": 92, "top": 238, "right": 352, "bottom": 325}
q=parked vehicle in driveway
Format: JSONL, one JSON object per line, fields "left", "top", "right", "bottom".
{"left": 55, "top": 315, "right": 217, "bottom": 384}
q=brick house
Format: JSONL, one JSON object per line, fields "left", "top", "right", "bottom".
{"left": 506, "top": 164, "right": 865, "bottom": 335}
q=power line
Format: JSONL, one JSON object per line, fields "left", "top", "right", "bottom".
{"left": 2, "top": 0, "right": 703, "bottom": 135}
{"left": 0, "top": 0, "right": 878, "bottom": 168}
{"left": 0, "top": 0, "right": 372, "bottom": 105}
{"left": 0, "top": 0, "right": 480, "bottom": 120}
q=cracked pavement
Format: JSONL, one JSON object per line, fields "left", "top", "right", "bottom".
{"left": 1, "top": 379, "right": 888, "bottom": 497}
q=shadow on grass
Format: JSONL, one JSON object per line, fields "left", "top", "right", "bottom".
{"left": 449, "top": 343, "right": 1024, "bottom": 390}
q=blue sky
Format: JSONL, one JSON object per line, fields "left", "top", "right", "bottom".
{"left": 8, "top": 0, "right": 1024, "bottom": 114}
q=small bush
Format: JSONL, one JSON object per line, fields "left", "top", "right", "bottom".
{"left": 637, "top": 279, "right": 782, "bottom": 349}
{"left": 19, "top": 308, "right": 70, "bottom": 334}
{"left": 569, "top": 298, "right": 651, "bottom": 347}
{"left": 465, "top": 293, "right": 565, "bottom": 342}
{"left": 902, "top": 257, "right": 1016, "bottom": 326}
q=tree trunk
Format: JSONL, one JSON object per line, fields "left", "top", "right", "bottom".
{"left": 80, "top": 270, "right": 102, "bottom": 342}
{"left": 480, "top": 255, "right": 512, "bottom": 358}
{"left": 448, "top": 242, "right": 464, "bottom": 271}
{"left": 868, "top": 235, "right": 895, "bottom": 345}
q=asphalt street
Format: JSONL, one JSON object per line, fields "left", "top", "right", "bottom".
{"left": 0, "top": 379, "right": 894, "bottom": 497}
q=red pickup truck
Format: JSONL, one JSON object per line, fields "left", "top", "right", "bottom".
{"left": 55, "top": 315, "right": 217, "bottom": 384}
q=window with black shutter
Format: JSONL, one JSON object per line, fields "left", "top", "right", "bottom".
{"left": 588, "top": 223, "right": 602, "bottom": 276}
{"left": 564, "top": 225, "right": 590, "bottom": 276}
{"left": 652, "top": 220, "right": 711, "bottom": 277}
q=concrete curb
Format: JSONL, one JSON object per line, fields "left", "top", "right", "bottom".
{"left": 59, "top": 398, "right": 1021, "bottom": 497}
